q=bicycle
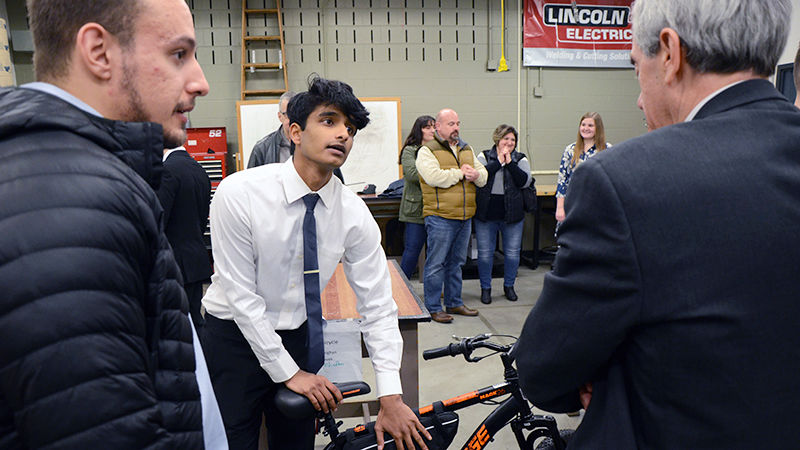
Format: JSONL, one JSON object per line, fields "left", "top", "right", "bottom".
{"left": 275, "top": 333, "right": 573, "bottom": 449}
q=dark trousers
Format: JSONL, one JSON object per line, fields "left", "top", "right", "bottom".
{"left": 201, "top": 315, "right": 315, "bottom": 450}
{"left": 184, "top": 280, "right": 206, "bottom": 329}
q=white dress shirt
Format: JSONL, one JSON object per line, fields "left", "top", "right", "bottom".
{"left": 203, "top": 160, "right": 403, "bottom": 397}
{"left": 189, "top": 315, "right": 228, "bottom": 450}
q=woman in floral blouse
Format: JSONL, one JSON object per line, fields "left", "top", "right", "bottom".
{"left": 555, "top": 112, "right": 611, "bottom": 222}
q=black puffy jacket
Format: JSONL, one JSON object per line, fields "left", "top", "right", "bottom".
{"left": 0, "top": 87, "right": 203, "bottom": 449}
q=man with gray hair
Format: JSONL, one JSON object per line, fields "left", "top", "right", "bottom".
{"left": 248, "top": 90, "right": 297, "bottom": 168}
{"left": 515, "top": 0, "right": 800, "bottom": 447}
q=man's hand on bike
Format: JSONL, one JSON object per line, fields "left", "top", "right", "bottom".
{"left": 284, "top": 370, "right": 342, "bottom": 414}
{"left": 375, "top": 394, "right": 432, "bottom": 450}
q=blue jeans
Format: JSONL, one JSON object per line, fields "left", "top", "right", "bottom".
{"left": 423, "top": 215, "right": 471, "bottom": 313}
{"left": 399, "top": 222, "right": 426, "bottom": 279}
{"left": 474, "top": 219, "right": 524, "bottom": 290}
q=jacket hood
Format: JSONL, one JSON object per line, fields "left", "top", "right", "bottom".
{"left": 0, "top": 86, "right": 166, "bottom": 189}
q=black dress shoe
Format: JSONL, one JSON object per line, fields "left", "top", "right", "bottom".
{"left": 504, "top": 285, "right": 518, "bottom": 302}
{"left": 480, "top": 288, "right": 492, "bottom": 304}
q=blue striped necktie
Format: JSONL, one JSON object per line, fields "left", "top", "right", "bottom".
{"left": 302, "top": 193, "right": 324, "bottom": 373}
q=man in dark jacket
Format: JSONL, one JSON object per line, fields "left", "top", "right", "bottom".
{"left": 158, "top": 146, "right": 214, "bottom": 329}
{"left": 0, "top": 0, "right": 217, "bottom": 448}
{"left": 248, "top": 91, "right": 296, "bottom": 168}
{"left": 515, "top": 0, "right": 800, "bottom": 448}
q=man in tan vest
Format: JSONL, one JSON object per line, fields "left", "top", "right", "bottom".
{"left": 416, "top": 108, "right": 488, "bottom": 323}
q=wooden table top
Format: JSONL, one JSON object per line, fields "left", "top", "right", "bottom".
{"left": 321, "top": 259, "right": 430, "bottom": 322}
{"left": 536, "top": 184, "right": 556, "bottom": 196}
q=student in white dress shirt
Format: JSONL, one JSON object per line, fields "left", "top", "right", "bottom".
{"left": 201, "top": 77, "right": 431, "bottom": 450}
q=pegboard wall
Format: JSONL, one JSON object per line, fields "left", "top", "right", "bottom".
{"left": 189, "top": 0, "right": 494, "bottom": 69}
{"left": 185, "top": 0, "right": 642, "bottom": 184}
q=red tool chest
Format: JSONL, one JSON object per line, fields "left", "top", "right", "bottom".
{"left": 183, "top": 127, "right": 229, "bottom": 248}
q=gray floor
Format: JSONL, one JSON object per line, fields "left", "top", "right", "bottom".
{"left": 314, "top": 263, "right": 583, "bottom": 449}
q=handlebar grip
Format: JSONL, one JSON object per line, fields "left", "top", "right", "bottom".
{"left": 422, "top": 343, "right": 461, "bottom": 360}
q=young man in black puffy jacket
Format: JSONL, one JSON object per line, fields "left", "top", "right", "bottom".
{"left": 0, "top": 0, "right": 223, "bottom": 448}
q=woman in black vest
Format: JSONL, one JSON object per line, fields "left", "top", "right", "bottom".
{"left": 475, "top": 125, "right": 532, "bottom": 304}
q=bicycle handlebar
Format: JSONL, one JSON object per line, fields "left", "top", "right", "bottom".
{"left": 422, "top": 334, "right": 514, "bottom": 362}
{"left": 422, "top": 342, "right": 464, "bottom": 360}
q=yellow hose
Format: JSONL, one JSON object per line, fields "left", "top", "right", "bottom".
{"left": 498, "top": 0, "right": 509, "bottom": 72}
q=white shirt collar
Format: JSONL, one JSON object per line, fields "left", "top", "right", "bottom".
{"left": 280, "top": 158, "right": 339, "bottom": 209}
{"left": 163, "top": 146, "right": 186, "bottom": 162}
{"left": 684, "top": 80, "right": 748, "bottom": 122}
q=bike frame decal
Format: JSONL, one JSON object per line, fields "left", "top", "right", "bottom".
{"left": 479, "top": 386, "right": 508, "bottom": 400}
{"left": 464, "top": 424, "right": 491, "bottom": 450}
{"left": 418, "top": 383, "right": 512, "bottom": 415}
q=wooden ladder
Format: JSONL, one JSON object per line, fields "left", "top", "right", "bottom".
{"left": 240, "top": 0, "right": 289, "bottom": 100}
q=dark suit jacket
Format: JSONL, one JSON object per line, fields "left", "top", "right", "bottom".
{"left": 515, "top": 79, "right": 800, "bottom": 449}
{"left": 158, "top": 149, "right": 213, "bottom": 284}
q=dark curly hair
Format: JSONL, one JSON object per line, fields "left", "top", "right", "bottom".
{"left": 286, "top": 75, "right": 370, "bottom": 134}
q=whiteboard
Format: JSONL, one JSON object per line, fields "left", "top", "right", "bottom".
{"left": 237, "top": 98, "right": 402, "bottom": 193}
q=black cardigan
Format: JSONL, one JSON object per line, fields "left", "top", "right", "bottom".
{"left": 476, "top": 146, "right": 530, "bottom": 223}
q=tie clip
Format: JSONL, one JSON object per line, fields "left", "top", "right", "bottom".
{"left": 304, "top": 269, "right": 320, "bottom": 274}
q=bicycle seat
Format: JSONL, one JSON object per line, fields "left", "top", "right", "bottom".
{"left": 274, "top": 381, "right": 371, "bottom": 419}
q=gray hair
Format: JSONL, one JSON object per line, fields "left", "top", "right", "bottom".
{"left": 632, "top": 0, "right": 791, "bottom": 77}
{"left": 279, "top": 91, "right": 296, "bottom": 104}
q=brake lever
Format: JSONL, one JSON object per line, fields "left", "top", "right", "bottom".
{"left": 464, "top": 334, "right": 491, "bottom": 362}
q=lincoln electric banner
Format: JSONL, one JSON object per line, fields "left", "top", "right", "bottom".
{"left": 523, "top": 0, "right": 634, "bottom": 68}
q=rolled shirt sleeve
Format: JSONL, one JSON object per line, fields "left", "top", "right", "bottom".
{"left": 471, "top": 153, "right": 488, "bottom": 188}
{"left": 415, "top": 145, "right": 464, "bottom": 188}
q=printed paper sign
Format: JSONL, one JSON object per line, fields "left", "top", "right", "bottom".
{"left": 318, "top": 319, "right": 363, "bottom": 383}
{"left": 523, "top": 0, "right": 634, "bottom": 68}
